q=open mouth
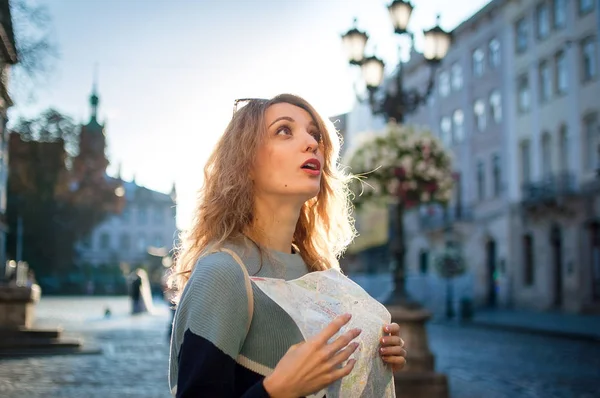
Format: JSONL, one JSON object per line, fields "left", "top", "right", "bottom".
{"left": 301, "top": 159, "right": 321, "bottom": 171}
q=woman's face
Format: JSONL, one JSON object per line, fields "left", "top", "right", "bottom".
{"left": 252, "top": 102, "right": 325, "bottom": 202}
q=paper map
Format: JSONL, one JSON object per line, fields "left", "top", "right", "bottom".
{"left": 251, "top": 268, "right": 396, "bottom": 398}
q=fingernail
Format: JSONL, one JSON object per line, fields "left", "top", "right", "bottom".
{"left": 381, "top": 337, "right": 386, "bottom": 344}
{"left": 355, "top": 328, "right": 362, "bottom": 335}
{"left": 385, "top": 325, "right": 390, "bottom": 332}
{"left": 352, "top": 342, "right": 360, "bottom": 350}
{"left": 345, "top": 313, "right": 352, "bottom": 320}
{"left": 380, "top": 347, "right": 386, "bottom": 354}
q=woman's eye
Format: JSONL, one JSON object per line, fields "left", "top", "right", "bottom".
{"left": 276, "top": 126, "right": 292, "bottom": 136}
{"left": 311, "top": 131, "right": 323, "bottom": 143}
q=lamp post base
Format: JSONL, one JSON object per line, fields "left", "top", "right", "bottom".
{"left": 387, "top": 305, "right": 449, "bottom": 398}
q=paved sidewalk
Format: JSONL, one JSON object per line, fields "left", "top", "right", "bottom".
{"left": 467, "top": 309, "right": 600, "bottom": 341}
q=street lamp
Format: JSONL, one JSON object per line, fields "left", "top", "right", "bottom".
{"left": 341, "top": 2, "right": 451, "bottom": 123}
{"left": 341, "top": 3, "right": 451, "bottom": 309}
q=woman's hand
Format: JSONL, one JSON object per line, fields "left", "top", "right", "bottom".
{"left": 263, "top": 313, "right": 361, "bottom": 398}
{"left": 379, "top": 322, "right": 406, "bottom": 372}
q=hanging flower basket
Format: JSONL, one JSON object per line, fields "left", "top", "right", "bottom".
{"left": 347, "top": 122, "right": 455, "bottom": 210}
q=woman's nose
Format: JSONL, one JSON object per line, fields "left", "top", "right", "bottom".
{"left": 303, "top": 133, "right": 318, "bottom": 153}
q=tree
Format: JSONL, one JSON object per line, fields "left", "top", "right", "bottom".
{"left": 6, "top": 109, "right": 124, "bottom": 279}
{"left": 9, "top": 0, "right": 59, "bottom": 102}
{"left": 347, "top": 122, "right": 455, "bottom": 307}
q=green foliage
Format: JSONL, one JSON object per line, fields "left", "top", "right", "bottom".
{"left": 347, "top": 122, "right": 455, "bottom": 210}
{"left": 6, "top": 109, "right": 124, "bottom": 277}
{"left": 434, "top": 247, "right": 467, "bottom": 279}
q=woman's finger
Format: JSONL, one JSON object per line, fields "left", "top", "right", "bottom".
{"left": 312, "top": 313, "right": 353, "bottom": 347}
{"left": 379, "top": 346, "right": 406, "bottom": 357}
{"left": 326, "top": 341, "right": 359, "bottom": 370}
{"left": 321, "top": 358, "right": 357, "bottom": 385}
{"left": 383, "top": 323, "right": 400, "bottom": 335}
{"left": 380, "top": 335, "right": 404, "bottom": 347}
{"left": 382, "top": 355, "right": 407, "bottom": 367}
{"left": 325, "top": 328, "right": 361, "bottom": 358}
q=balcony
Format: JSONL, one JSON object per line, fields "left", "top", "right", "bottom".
{"left": 521, "top": 172, "right": 578, "bottom": 206}
{"left": 581, "top": 171, "right": 600, "bottom": 195}
{"left": 419, "top": 204, "right": 474, "bottom": 231}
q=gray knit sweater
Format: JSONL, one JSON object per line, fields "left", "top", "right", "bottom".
{"left": 169, "top": 238, "right": 310, "bottom": 396}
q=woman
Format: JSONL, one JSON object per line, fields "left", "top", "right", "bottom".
{"left": 168, "top": 94, "right": 406, "bottom": 397}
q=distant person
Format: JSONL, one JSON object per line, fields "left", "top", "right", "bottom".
{"left": 130, "top": 268, "right": 155, "bottom": 315}
{"left": 167, "top": 95, "right": 407, "bottom": 397}
{"left": 129, "top": 270, "right": 143, "bottom": 314}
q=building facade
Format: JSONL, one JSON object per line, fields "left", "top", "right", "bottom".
{"left": 73, "top": 87, "right": 178, "bottom": 269}
{"left": 341, "top": 0, "right": 600, "bottom": 314}
{"left": 0, "top": 0, "right": 17, "bottom": 271}
{"left": 400, "top": 0, "right": 513, "bottom": 313}
{"left": 75, "top": 179, "right": 178, "bottom": 267}
{"left": 504, "top": 0, "right": 600, "bottom": 312}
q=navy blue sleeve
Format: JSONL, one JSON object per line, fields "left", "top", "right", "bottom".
{"left": 176, "top": 329, "right": 270, "bottom": 398}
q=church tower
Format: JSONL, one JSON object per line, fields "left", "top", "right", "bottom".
{"left": 73, "top": 69, "right": 109, "bottom": 182}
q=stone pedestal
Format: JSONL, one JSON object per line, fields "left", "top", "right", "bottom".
{"left": 0, "top": 283, "right": 90, "bottom": 358}
{"left": 0, "top": 284, "right": 41, "bottom": 329}
{"left": 388, "top": 305, "right": 449, "bottom": 398}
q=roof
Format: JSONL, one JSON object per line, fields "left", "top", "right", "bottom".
{"left": 107, "top": 176, "right": 175, "bottom": 205}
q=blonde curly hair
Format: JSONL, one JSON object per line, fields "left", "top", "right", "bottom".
{"left": 170, "top": 94, "right": 356, "bottom": 300}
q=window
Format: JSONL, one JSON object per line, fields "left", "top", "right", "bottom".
{"left": 453, "top": 110, "right": 465, "bottom": 143}
{"left": 523, "top": 234, "right": 534, "bottom": 286}
{"left": 138, "top": 234, "right": 147, "bottom": 252}
{"left": 489, "top": 90, "right": 502, "bottom": 123}
{"left": 558, "top": 125, "right": 569, "bottom": 172}
{"left": 121, "top": 207, "right": 131, "bottom": 223}
{"left": 451, "top": 63, "right": 463, "bottom": 91}
{"left": 489, "top": 38, "right": 500, "bottom": 68}
{"left": 99, "top": 233, "right": 110, "bottom": 250}
{"left": 137, "top": 206, "right": 147, "bottom": 225}
{"left": 439, "top": 71, "right": 450, "bottom": 97}
{"left": 555, "top": 51, "right": 568, "bottom": 94}
{"left": 553, "top": 0, "right": 566, "bottom": 29}
{"left": 580, "top": 0, "right": 594, "bottom": 14}
{"left": 585, "top": 114, "right": 599, "bottom": 170}
{"left": 472, "top": 48, "right": 485, "bottom": 77}
{"left": 120, "top": 233, "right": 131, "bottom": 251}
{"left": 419, "top": 250, "right": 429, "bottom": 274}
{"left": 492, "top": 154, "right": 501, "bottom": 197}
{"left": 440, "top": 117, "right": 452, "bottom": 146}
{"left": 518, "top": 74, "right": 530, "bottom": 112}
{"left": 582, "top": 37, "right": 597, "bottom": 82}
{"left": 154, "top": 207, "right": 164, "bottom": 223}
{"left": 521, "top": 140, "right": 531, "bottom": 183}
{"left": 536, "top": 3, "right": 550, "bottom": 39}
{"left": 476, "top": 160, "right": 485, "bottom": 201}
{"left": 474, "top": 99, "right": 487, "bottom": 132}
{"left": 541, "top": 132, "right": 552, "bottom": 177}
{"left": 539, "top": 61, "right": 552, "bottom": 102}
{"left": 516, "top": 17, "right": 528, "bottom": 53}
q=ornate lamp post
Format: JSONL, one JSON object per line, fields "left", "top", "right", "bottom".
{"left": 341, "top": 4, "right": 453, "bottom": 397}
{"left": 341, "top": 1, "right": 451, "bottom": 306}
{"left": 341, "top": 1, "right": 451, "bottom": 124}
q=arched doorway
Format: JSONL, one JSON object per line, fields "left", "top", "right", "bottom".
{"left": 550, "top": 225, "right": 563, "bottom": 308}
{"left": 486, "top": 239, "right": 497, "bottom": 307}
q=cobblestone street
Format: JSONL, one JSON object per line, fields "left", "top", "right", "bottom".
{"left": 1, "top": 297, "right": 599, "bottom": 397}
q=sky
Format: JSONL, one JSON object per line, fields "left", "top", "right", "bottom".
{"left": 9, "top": 0, "right": 492, "bottom": 229}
